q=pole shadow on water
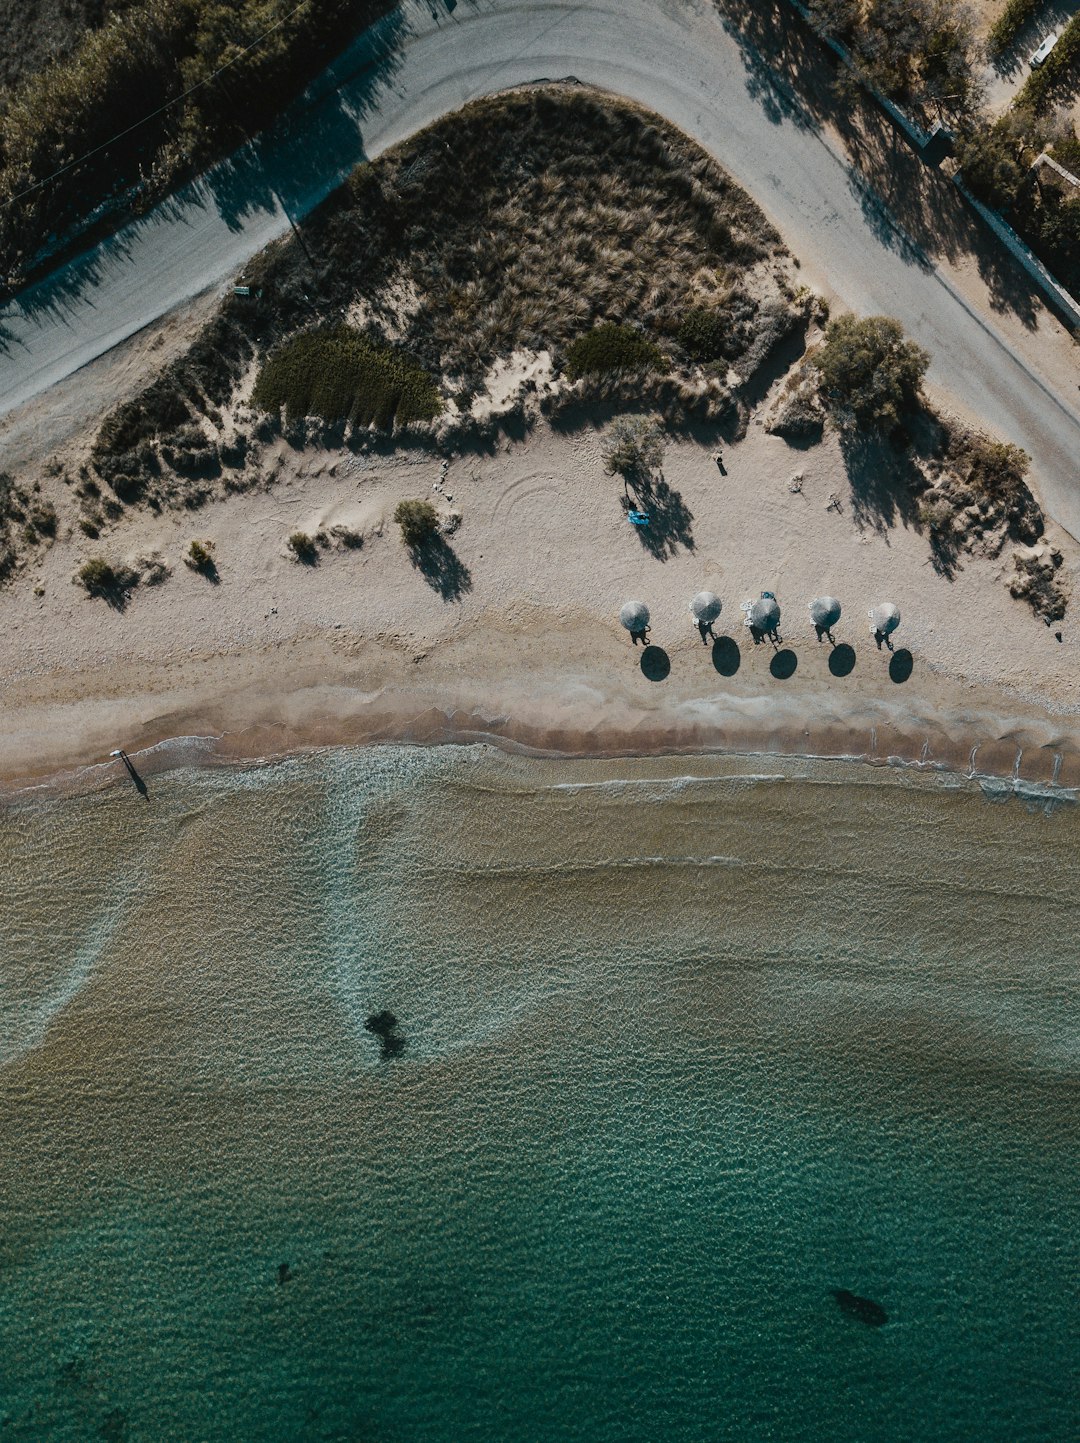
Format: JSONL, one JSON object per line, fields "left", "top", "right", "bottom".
{"left": 712, "top": 635, "right": 741, "bottom": 677}
{"left": 113, "top": 749, "right": 149, "bottom": 799}
{"left": 770, "top": 648, "right": 798, "bottom": 680}
{"left": 640, "top": 646, "right": 671, "bottom": 682}
{"left": 889, "top": 649, "right": 914, "bottom": 684}
{"left": 828, "top": 643, "right": 856, "bottom": 677}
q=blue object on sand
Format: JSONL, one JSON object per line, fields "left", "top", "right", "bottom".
{"left": 628, "top": 511, "right": 650, "bottom": 527}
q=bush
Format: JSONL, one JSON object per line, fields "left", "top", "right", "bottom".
{"left": 185, "top": 539, "right": 216, "bottom": 575}
{"left": 677, "top": 308, "right": 728, "bottom": 363}
{"left": 253, "top": 327, "right": 442, "bottom": 430}
{"left": 287, "top": 532, "right": 318, "bottom": 563}
{"left": 811, "top": 315, "right": 929, "bottom": 430}
{"left": 564, "top": 324, "right": 666, "bottom": 380}
{"left": 393, "top": 499, "right": 440, "bottom": 547}
{"left": 955, "top": 122, "right": 1027, "bottom": 207}
{"left": 987, "top": 0, "right": 1041, "bottom": 58}
{"left": 602, "top": 417, "right": 666, "bottom": 477}
{"left": 77, "top": 557, "right": 136, "bottom": 600}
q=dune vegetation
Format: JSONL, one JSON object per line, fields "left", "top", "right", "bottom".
{"left": 85, "top": 86, "right": 802, "bottom": 522}
{"left": 0, "top": 0, "right": 392, "bottom": 284}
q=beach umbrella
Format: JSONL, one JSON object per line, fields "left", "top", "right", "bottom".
{"left": 690, "top": 591, "right": 722, "bottom": 624}
{"left": 809, "top": 595, "right": 842, "bottom": 630}
{"left": 619, "top": 600, "right": 650, "bottom": 633}
{"left": 748, "top": 595, "right": 781, "bottom": 633}
{"left": 869, "top": 602, "right": 901, "bottom": 637}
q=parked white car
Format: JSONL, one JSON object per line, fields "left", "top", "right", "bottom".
{"left": 1030, "top": 32, "right": 1059, "bottom": 68}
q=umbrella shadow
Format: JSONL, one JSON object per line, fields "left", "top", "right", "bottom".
{"left": 829, "top": 643, "right": 856, "bottom": 677}
{"left": 712, "top": 635, "right": 741, "bottom": 676}
{"left": 640, "top": 646, "right": 671, "bottom": 681}
{"left": 889, "top": 649, "right": 914, "bottom": 684}
{"left": 770, "top": 648, "right": 798, "bottom": 680}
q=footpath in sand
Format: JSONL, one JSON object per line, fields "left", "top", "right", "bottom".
{"left": 2, "top": 412, "right": 1079, "bottom": 794}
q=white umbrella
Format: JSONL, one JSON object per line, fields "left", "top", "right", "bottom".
{"left": 690, "top": 591, "right": 722, "bottom": 624}
{"left": 748, "top": 595, "right": 780, "bottom": 632}
{"left": 619, "top": 600, "right": 650, "bottom": 632}
{"left": 809, "top": 596, "right": 842, "bottom": 629}
{"left": 868, "top": 602, "right": 901, "bottom": 636}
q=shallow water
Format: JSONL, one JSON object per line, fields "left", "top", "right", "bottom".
{"left": 1, "top": 747, "right": 1078, "bottom": 1441}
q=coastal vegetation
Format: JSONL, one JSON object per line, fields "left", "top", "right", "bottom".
{"left": 185, "top": 538, "right": 216, "bottom": 576}
{"left": 564, "top": 325, "right": 666, "bottom": 380}
{"left": 986, "top": 0, "right": 1041, "bottom": 59}
{"left": 252, "top": 328, "right": 442, "bottom": 429}
{"left": 0, "top": 0, "right": 393, "bottom": 285}
{"left": 807, "top": 0, "right": 983, "bottom": 121}
{"left": 287, "top": 531, "right": 319, "bottom": 564}
{"left": 87, "top": 88, "right": 795, "bottom": 516}
{"left": 603, "top": 417, "right": 666, "bottom": 479}
{"left": 811, "top": 315, "right": 929, "bottom": 431}
{"left": 393, "top": 499, "right": 439, "bottom": 548}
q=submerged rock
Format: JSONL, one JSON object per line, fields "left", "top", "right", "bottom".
{"left": 364, "top": 1010, "right": 406, "bottom": 1059}
{"left": 833, "top": 1289, "right": 888, "bottom": 1326}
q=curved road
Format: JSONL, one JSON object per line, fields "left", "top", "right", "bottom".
{"left": 2, "top": 0, "right": 1078, "bottom": 530}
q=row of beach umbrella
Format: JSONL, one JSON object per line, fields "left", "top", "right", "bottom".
{"left": 619, "top": 594, "right": 902, "bottom": 639}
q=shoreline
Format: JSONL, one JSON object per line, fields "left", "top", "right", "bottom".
{"left": 6, "top": 657, "right": 1079, "bottom": 806}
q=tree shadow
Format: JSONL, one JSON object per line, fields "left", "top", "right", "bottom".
{"left": 736, "top": 319, "right": 808, "bottom": 410}
{"left": 408, "top": 534, "right": 472, "bottom": 601}
{"left": 640, "top": 645, "right": 671, "bottom": 681}
{"left": 838, "top": 429, "right": 923, "bottom": 537}
{"left": 770, "top": 648, "right": 798, "bottom": 679}
{"left": 713, "top": 0, "right": 829, "bottom": 134}
{"left": 713, "top": 0, "right": 1049, "bottom": 331}
{"left": 621, "top": 473, "right": 695, "bottom": 560}
{"left": 712, "top": 635, "right": 741, "bottom": 676}
{"left": 828, "top": 642, "right": 856, "bottom": 677}
{"left": 889, "top": 648, "right": 914, "bottom": 683}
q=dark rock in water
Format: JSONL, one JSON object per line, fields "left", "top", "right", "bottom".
{"left": 833, "top": 1289, "right": 888, "bottom": 1326}
{"left": 278, "top": 1262, "right": 293, "bottom": 1286}
{"left": 98, "top": 1407, "right": 128, "bottom": 1442}
{"left": 364, "top": 1010, "right": 406, "bottom": 1060}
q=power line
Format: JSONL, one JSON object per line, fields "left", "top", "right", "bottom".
{"left": 1, "top": 0, "right": 313, "bottom": 209}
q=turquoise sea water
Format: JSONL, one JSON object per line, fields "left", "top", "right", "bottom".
{"left": 1, "top": 746, "right": 1078, "bottom": 1441}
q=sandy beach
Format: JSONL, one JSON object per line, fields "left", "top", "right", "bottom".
{"left": 2, "top": 348, "right": 1079, "bottom": 796}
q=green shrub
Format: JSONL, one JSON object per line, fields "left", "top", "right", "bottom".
{"left": 677, "top": 308, "right": 728, "bottom": 363}
{"left": 185, "top": 539, "right": 216, "bottom": 575}
{"left": 252, "top": 327, "right": 442, "bottom": 430}
{"left": 287, "top": 532, "right": 318, "bottom": 563}
{"left": 955, "top": 122, "right": 1027, "bottom": 207}
{"left": 76, "top": 557, "right": 135, "bottom": 598}
{"left": 393, "top": 499, "right": 440, "bottom": 547}
{"left": 987, "top": 0, "right": 1041, "bottom": 58}
{"left": 811, "top": 314, "right": 929, "bottom": 430}
{"left": 565, "top": 324, "right": 666, "bottom": 380}
{"left": 602, "top": 417, "right": 666, "bottom": 477}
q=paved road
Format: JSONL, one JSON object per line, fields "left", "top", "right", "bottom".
{"left": 2, "top": 0, "right": 1078, "bottom": 530}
